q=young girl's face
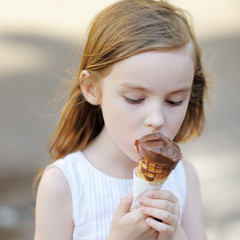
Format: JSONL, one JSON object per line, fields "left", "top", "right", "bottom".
{"left": 99, "top": 45, "right": 194, "bottom": 162}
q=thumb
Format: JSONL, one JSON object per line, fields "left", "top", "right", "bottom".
{"left": 115, "top": 193, "right": 133, "bottom": 219}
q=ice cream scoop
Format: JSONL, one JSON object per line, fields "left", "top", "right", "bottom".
{"left": 135, "top": 133, "right": 182, "bottom": 185}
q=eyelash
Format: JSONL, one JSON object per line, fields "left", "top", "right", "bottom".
{"left": 124, "top": 97, "right": 145, "bottom": 104}
{"left": 124, "top": 97, "right": 184, "bottom": 106}
{"left": 166, "top": 100, "right": 183, "bottom": 106}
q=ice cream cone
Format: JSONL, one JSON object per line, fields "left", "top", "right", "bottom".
{"left": 136, "top": 158, "right": 168, "bottom": 185}
{"left": 135, "top": 133, "right": 181, "bottom": 185}
{"left": 131, "top": 133, "right": 182, "bottom": 210}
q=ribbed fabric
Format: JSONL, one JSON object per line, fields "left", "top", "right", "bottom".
{"left": 47, "top": 151, "right": 186, "bottom": 240}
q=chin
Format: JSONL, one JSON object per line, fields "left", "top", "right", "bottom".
{"left": 132, "top": 158, "right": 139, "bottom": 163}
{"left": 129, "top": 151, "right": 140, "bottom": 163}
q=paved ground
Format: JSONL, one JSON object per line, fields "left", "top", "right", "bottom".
{"left": 0, "top": 1, "right": 240, "bottom": 239}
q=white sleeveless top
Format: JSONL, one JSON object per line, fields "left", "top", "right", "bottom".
{"left": 47, "top": 151, "right": 187, "bottom": 240}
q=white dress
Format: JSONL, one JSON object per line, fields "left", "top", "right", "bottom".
{"left": 46, "top": 151, "right": 187, "bottom": 240}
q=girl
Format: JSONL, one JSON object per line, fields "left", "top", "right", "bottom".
{"left": 34, "top": 0, "right": 207, "bottom": 239}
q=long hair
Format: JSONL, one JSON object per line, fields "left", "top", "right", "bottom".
{"left": 36, "top": 0, "right": 207, "bottom": 183}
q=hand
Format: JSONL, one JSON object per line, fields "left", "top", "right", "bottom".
{"left": 107, "top": 193, "right": 158, "bottom": 240}
{"left": 139, "top": 190, "right": 180, "bottom": 240}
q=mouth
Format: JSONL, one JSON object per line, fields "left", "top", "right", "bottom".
{"left": 138, "top": 132, "right": 166, "bottom": 139}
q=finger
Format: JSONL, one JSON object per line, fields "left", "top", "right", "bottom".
{"left": 148, "top": 190, "right": 178, "bottom": 203}
{"left": 146, "top": 217, "right": 175, "bottom": 235}
{"left": 139, "top": 197, "right": 179, "bottom": 215}
{"left": 115, "top": 193, "right": 133, "bottom": 219}
{"left": 129, "top": 206, "right": 149, "bottom": 222}
{"left": 141, "top": 206, "right": 178, "bottom": 225}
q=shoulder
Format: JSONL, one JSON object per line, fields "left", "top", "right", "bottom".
{"left": 47, "top": 151, "right": 87, "bottom": 185}
{"left": 38, "top": 167, "right": 71, "bottom": 202}
{"left": 182, "top": 160, "right": 202, "bottom": 203}
{"left": 52, "top": 151, "right": 87, "bottom": 175}
{"left": 182, "top": 160, "right": 199, "bottom": 184}
{"left": 34, "top": 167, "right": 73, "bottom": 239}
{"left": 181, "top": 160, "right": 207, "bottom": 239}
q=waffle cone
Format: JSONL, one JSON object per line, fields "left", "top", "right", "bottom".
{"left": 136, "top": 158, "right": 168, "bottom": 185}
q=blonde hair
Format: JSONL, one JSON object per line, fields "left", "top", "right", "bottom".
{"left": 45, "top": 0, "right": 207, "bottom": 168}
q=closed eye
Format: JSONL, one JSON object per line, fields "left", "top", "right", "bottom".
{"left": 124, "top": 97, "right": 145, "bottom": 104}
{"left": 166, "top": 100, "right": 183, "bottom": 106}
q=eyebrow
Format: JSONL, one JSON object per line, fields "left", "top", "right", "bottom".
{"left": 169, "top": 87, "right": 192, "bottom": 94}
{"left": 119, "top": 83, "right": 191, "bottom": 94}
{"left": 118, "top": 83, "right": 153, "bottom": 94}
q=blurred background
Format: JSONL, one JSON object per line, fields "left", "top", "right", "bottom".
{"left": 0, "top": 0, "right": 239, "bottom": 239}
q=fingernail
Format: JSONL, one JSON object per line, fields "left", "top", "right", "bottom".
{"left": 148, "top": 191, "right": 154, "bottom": 197}
{"left": 140, "top": 206, "right": 146, "bottom": 212}
{"left": 146, "top": 218, "right": 151, "bottom": 224}
{"left": 138, "top": 198, "right": 144, "bottom": 205}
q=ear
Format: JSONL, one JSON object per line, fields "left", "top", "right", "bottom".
{"left": 80, "top": 70, "right": 101, "bottom": 105}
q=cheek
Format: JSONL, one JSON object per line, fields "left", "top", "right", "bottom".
{"left": 101, "top": 97, "right": 141, "bottom": 160}
{"left": 167, "top": 107, "right": 189, "bottom": 140}
{"left": 103, "top": 109, "right": 139, "bottom": 160}
{"left": 101, "top": 91, "right": 139, "bottom": 133}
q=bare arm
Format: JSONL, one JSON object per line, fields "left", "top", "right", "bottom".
{"left": 181, "top": 161, "right": 207, "bottom": 240}
{"left": 34, "top": 167, "right": 74, "bottom": 240}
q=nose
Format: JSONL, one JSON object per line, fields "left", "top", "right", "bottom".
{"left": 144, "top": 105, "right": 164, "bottom": 130}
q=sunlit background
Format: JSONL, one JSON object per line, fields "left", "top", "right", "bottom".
{"left": 0, "top": 0, "right": 240, "bottom": 239}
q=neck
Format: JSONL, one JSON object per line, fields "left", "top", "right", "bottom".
{"left": 83, "top": 126, "right": 137, "bottom": 179}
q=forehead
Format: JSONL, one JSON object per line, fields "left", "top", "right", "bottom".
{"left": 102, "top": 46, "right": 195, "bottom": 91}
